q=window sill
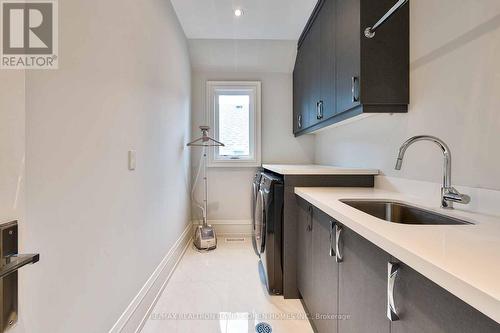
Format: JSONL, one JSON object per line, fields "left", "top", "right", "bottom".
{"left": 208, "top": 159, "right": 261, "bottom": 168}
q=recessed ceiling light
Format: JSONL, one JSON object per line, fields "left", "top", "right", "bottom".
{"left": 234, "top": 9, "right": 243, "bottom": 17}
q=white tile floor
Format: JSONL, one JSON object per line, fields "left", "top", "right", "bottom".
{"left": 141, "top": 238, "right": 314, "bottom": 333}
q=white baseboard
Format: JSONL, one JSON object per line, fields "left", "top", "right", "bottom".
{"left": 109, "top": 224, "right": 192, "bottom": 333}
{"left": 191, "top": 219, "right": 252, "bottom": 237}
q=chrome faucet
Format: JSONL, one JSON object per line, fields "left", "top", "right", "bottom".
{"left": 395, "top": 135, "right": 470, "bottom": 209}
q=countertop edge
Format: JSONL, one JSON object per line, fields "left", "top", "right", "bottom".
{"left": 262, "top": 164, "right": 380, "bottom": 176}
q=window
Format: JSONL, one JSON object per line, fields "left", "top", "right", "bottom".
{"left": 206, "top": 81, "right": 261, "bottom": 167}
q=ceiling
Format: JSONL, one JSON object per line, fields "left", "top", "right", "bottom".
{"left": 188, "top": 39, "right": 297, "bottom": 73}
{"left": 170, "top": 0, "right": 317, "bottom": 40}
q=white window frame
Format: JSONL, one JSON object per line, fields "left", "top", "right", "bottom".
{"left": 206, "top": 81, "right": 262, "bottom": 168}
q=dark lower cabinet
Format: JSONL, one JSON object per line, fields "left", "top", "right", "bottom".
{"left": 295, "top": 198, "right": 500, "bottom": 333}
{"left": 297, "top": 198, "right": 313, "bottom": 307}
{"left": 310, "top": 208, "right": 338, "bottom": 333}
{"left": 338, "top": 226, "right": 390, "bottom": 333}
{"left": 297, "top": 199, "right": 339, "bottom": 333}
{"left": 392, "top": 263, "right": 500, "bottom": 333}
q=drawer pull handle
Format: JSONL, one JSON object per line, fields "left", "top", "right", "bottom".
{"left": 335, "top": 225, "right": 343, "bottom": 263}
{"left": 352, "top": 76, "right": 359, "bottom": 103}
{"left": 307, "top": 206, "right": 313, "bottom": 232}
{"left": 387, "top": 262, "right": 400, "bottom": 321}
{"left": 317, "top": 101, "right": 324, "bottom": 120}
{"left": 329, "top": 221, "right": 336, "bottom": 257}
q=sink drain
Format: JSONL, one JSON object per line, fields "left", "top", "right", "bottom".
{"left": 255, "top": 322, "right": 272, "bottom": 333}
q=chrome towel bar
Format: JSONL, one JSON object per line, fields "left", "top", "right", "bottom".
{"left": 364, "top": 0, "right": 408, "bottom": 38}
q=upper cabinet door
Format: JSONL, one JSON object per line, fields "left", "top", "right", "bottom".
{"left": 319, "top": 0, "right": 336, "bottom": 121}
{"left": 338, "top": 226, "right": 390, "bottom": 333}
{"left": 360, "top": 0, "right": 409, "bottom": 106}
{"left": 391, "top": 263, "right": 500, "bottom": 333}
{"left": 336, "top": 0, "right": 361, "bottom": 115}
{"left": 293, "top": 47, "right": 305, "bottom": 133}
{"left": 300, "top": 13, "right": 321, "bottom": 130}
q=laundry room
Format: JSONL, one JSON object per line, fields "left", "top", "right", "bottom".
{"left": 1, "top": 0, "right": 500, "bottom": 333}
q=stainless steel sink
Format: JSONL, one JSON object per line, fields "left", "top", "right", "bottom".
{"left": 340, "top": 199, "right": 474, "bottom": 225}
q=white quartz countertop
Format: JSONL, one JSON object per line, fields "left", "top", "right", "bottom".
{"left": 295, "top": 187, "right": 500, "bottom": 324}
{"left": 262, "top": 164, "right": 379, "bottom": 175}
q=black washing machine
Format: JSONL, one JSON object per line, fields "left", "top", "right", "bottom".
{"left": 255, "top": 172, "right": 284, "bottom": 295}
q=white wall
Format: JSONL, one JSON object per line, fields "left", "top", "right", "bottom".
{"left": 0, "top": 69, "right": 27, "bottom": 332}
{"left": 6, "top": 0, "right": 192, "bottom": 332}
{"left": 191, "top": 71, "right": 315, "bottom": 227}
{"left": 189, "top": 39, "right": 297, "bottom": 73}
{"left": 0, "top": 71, "right": 25, "bottom": 224}
{"left": 315, "top": 0, "right": 500, "bottom": 191}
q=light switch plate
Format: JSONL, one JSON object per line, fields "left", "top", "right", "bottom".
{"left": 128, "top": 150, "right": 136, "bottom": 171}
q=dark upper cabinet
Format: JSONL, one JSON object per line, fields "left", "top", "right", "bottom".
{"left": 293, "top": 47, "right": 305, "bottom": 132}
{"left": 293, "top": 0, "right": 409, "bottom": 136}
{"left": 392, "top": 262, "right": 500, "bottom": 333}
{"left": 338, "top": 225, "right": 390, "bottom": 333}
{"left": 335, "top": 0, "right": 361, "bottom": 115}
{"left": 360, "top": 0, "right": 410, "bottom": 107}
{"left": 296, "top": 198, "right": 313, "bottom": 306}
{"left": 303, "top": 19, "right": 321, "bottom": 130}
{"left": 319, "top": 0, "right": 336, "bottom": 122}
{"left": 294, "top": 11, "right": 321, "bottom": 131}
{"left": 310, "top": 207, "right": 338, "bottom": 333}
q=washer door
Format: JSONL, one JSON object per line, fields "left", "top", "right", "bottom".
{"left": 255, "top": 189, "right": 266, "bottom": 254}
{"left": 251, "top": 181, "right": 260, "bottom": 257}
{"left": 252, "top": 182, "right": 258, "bottom": 230}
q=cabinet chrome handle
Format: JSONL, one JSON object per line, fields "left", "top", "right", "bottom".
{"left": 307, "top": 205, "right": 313, "bottom": 232}
{"left": 298, "top": 114, "right": 302, "bottom": 129}
{"left": 387, "top": 262, "right": 400, "bottom": 321}
{"left": 352, "top": 76, "right": 359, "bottom": 103}
{"left": 335, "top": 225, "right": 343, "bottom": 263}
{"left": 329, "top": 221, "right": 335, "bottom": 257}
{"left": 316, "top": 100, "right": 324, "bottom": 120}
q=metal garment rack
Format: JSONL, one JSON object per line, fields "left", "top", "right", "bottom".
{"left": 187, "top": 126, "right": 225, "bottom": 226}
{"left": 187, "top": 126, "right": 225, "bottom": 147}
{"left": 364, "top": 0, "right": 409, "bottom": 38}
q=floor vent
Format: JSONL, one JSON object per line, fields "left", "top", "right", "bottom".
{"left": 255, "top": 322, "right": 272, "bottom": 333}
{"left": 225, "top": 237, "right": 246, "bottom": 243}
